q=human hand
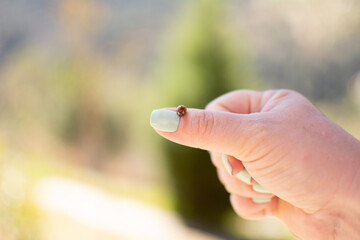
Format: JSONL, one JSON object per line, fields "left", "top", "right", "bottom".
{"left": 150, "top": 89, "right": 360, "bottom": 239}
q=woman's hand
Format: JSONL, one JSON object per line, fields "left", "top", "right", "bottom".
{"left": 150, "top": 89, "right": 360, "bottom": 239}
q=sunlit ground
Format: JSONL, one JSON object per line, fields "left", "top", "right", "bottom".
{"left": 0, "top": 136, "right": 299, "bottom": 240}
{"left": 0, "top": 146, "right": 221, "bottom": 240}
{"left": 33, "top": 177, "right": 221, "bottom": 240}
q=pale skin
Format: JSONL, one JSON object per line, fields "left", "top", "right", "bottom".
{"left": 153, "top": 89, "right": 360, "bottom": 239}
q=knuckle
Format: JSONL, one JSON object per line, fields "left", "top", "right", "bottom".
{"left": 272, "top": 89, "right": 297, "bottom": 101}
{"left": 196, "top": 111, "right": 215, "bottom": 140}
{"left": 205, "top": 101, "right": 215, "bottom": 110}
{"left": 217, "top": 170, "right": 226, "bottom": 185}
{"left": 211, "top": 157, "right": 221, "bottom": 168}
{"left": 221, "top": 181, "right": 236, "bottom": 194}
{"left": 265, "top": 88, "right": 292, "bottom": 96}
{"left": 234, "top": 209, "right": 251, "bottom": 219}
{"left": 191, "top": 111, "right": 216, "bottom": 147}
{"left": 224, "top": 184, "right": 233, "bottom": 194}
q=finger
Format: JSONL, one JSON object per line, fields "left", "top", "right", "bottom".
{"left": 230, "top": 194, "right": 278, "bottom": 219}
{"left": 217, "top": 170, "right": 273, "bottom": 198}
{"left": 205, "top": 89, "right": 283, "bottom": 114}
{"left": 209, "top": 152, "right": 244, "bottom": 174}
{"left": 209, "top": 152, "right": 223, "bottom": 169}
{"left": 150, "top": 108, "right": 266, "bottom": 157}
{"left": 274, "top": 200, "right": 320, "bottom": 239}
{"left": 212, "top": 153, "right": 257, "bottom": 186}
{"left": 222, "top": 154, "right": 245, "bottom": 175}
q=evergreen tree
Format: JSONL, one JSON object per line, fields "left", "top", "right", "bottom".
{"left": 154, "top": 0, "right": 253, "bottom": 232}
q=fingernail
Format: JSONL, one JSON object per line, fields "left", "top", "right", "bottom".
{"left": 150, "top": 109, "right": 180, "bottom": 132}
{"left": 252, "top": 198, "right": 271, "bottom": 203}
{"left": 252, "top": 183, "right": 270, "bottom": 193}
{"left": 235, "top": 169, "right": 251, "bottom": 185}
{"left": 222, "top": 154, "right": 233, "bottom": 175}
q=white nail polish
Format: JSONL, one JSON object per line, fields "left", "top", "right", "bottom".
{"left": 150, "top": 109, "right": 180, "bottom": 132}
{"left": 235, "top": 169, "right": 251, "bottom": 185}
{"left": 252, "top": 183, "right": 270, "bottom": 193}
{"left": 252, "top": 198, "right": 271, "bottom": 203}
{"left": 222, "top": 154, "right": 233, "bottom": 175}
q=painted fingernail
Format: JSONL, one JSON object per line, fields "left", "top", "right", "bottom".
{"left": 252, "top": 183, "right": 270, "bottom": 193}
{"left": 150, "top": 109, "right": 180, "bottom": 132}
{"left": 252, "top": 198, "right": 271, "bottom": 203}
{"left": 222, "top": 154, "right": 233, "bottom": 175}
{"left": 235, "top": 169, "right": 251, "bottom": 185}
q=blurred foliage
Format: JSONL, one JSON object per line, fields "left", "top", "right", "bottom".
{"left": 155, "top": 1, "right": 253, "bottom": 106}
{"left": 51, "top": 58, "right": 128, "bottom": 167}
{"left": 153, "top": 0, "right": 254, "bottom": 232}
{"left": 0, "top": 0, "right": 128, "bottom": 169}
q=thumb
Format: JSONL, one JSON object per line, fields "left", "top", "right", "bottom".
{"left": 150, "top": 107, "right": 263, "bottom": 156}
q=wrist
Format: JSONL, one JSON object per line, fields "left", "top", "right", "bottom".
{"left": 308, "top": 141, "right": 360, "bottom": 239}
{"left": 304, "top": 200, "right": 360, "bottom": 239}
{"left": 332, "top": 145, "right": 360, "bottom": 239}
{"left": 329, "top": 203, "right": 360, "bottom": 239}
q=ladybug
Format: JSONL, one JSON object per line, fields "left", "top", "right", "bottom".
{"left": 177, "top": 105, "right": 187, "bottom": 117}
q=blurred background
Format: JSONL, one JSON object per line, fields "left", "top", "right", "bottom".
{"left": 0, "top": 0, "right": 360, "bottom": 239}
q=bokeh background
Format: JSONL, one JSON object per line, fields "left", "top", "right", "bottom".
{"left": 0, "top": 0, "right": 360, "bottom": 239}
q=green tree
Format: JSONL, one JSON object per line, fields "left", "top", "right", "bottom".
{"left": 154, "top": 0, "right": 254, "bottom": 232}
